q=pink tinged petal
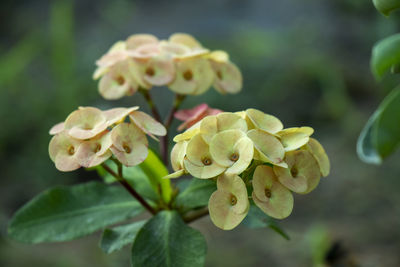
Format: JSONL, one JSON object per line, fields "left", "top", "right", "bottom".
{"left": 129, "top": 111, "right": 167, "bottom": 139}
{"left": 64, "top": 107, "right": 108, "bottom": 140}
{"left": 103, "top": 107, "right": 139, "bottom": 126}
{"left": 175, "top": 103, "right": 209, "bottom": 121}
{"left": 110, "top": 123, "right": 149, "bottom": 167}
{"left": 245, "top": 109, "right": 283, "bottom": 134}
{"left": 247, "top": 129, "right": 287, "bottom": 167}
{"left": 175, "top": 104, "right": 209, "bottom": 131}
{"left": 209, "top": 174, "right": 249, "bottom": 230}
{"left": 273, "top": 150, "right": 321, "bottom": 194}
{"left": 75, "top": 131, "right": 113, "bottom": 168}
{"left": 171, "top": 141, "right": 188, "bottom": 172}
{"left": 129, "top": 43, "right": 160, "bottom": 60}
{"left": 304, "top": 138, "right": 330, "bottom": 177}
{"left": 48, "top": 133, "right": 81, "bottom": 172}
{"left": 252, "top": 165, "right": 294, "bottom": 219}
{"left": 169, "top": 57, "right": 214, "bottom": 95}
{"left": 132, "top": 56, "right": 175, "bottom": 86}
{"left": 126, "top": 34, "right": 159, "bottom": 50}
{"left": 98, "top": 60, "right": 139, "bottom": 100}
{"left": 211, "top": 60, "right": 243, "bottom": 94}
{"left": 95, "top": 41, "right": 128, "bottom": 67}
{"left": 49, "top": 122, "right": 65, "bottom": 135}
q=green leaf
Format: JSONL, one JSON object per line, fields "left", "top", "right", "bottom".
{"left": 373, "top": 0, "right": 400, "bottom": 16}
{"left": 358, "top": 87, "right": 400, "bottom": 163}
{"left": 371, "top": 33, "right": 400, "bottom": 79}
{"left": 8, "top": 182, "right": 143, "bottom": 243}
{"left": 242, "top": 203, "right": 290, "bottom": 240}
{"left": 357, "top": 111, "right": 382, "bottom": 164}
{"left": 100, "top": 220, "right": 147, "bottom": 254}
{"left": 131, "top": 211, "right": 207, "bottom": 267}
{"left": 138, "top": 149, "right": 172, "bottom": 204}
{"left": 373, "top": 87, "right": 400, "bottom": 158}
{"left": 175, "top": 179, "right": 216, "bottom": 212}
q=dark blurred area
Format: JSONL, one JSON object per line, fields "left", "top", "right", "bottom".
{"left": 1, "top": 0, "right": 400, "bottom": 266}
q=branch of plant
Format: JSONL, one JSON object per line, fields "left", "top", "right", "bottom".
{"left": 101, "top": 163, "right": 157, "bottom": 215}
{"left": 183, "top": 207, "right": 210, "bottom": 223}
{"left": 160, "top": 94, "right": 186, "bottom": 164}
{"left": 139, "top": 88, "right": 162, "bottom": 123}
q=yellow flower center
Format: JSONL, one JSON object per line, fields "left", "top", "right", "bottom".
{"left": 216, "top": 70, "right": 223, "bottom": 80}
{"left": 116, "top": 75, "right": 125, "bottom": 85}
{"left": 230, "top": 195, "right": 237, "bottom": 206}
{"left": 202, "top": 157, "right": 212, "bottom": 166}
{"left": 265, "top": 188, "right": 272, "bottom": 199}
{"left": 290, "top": 166, "right": 299, "bottom": 178}
{"left": 67, "top": 145, "right": 75, "bottom": 155}
{"left": 94, "top": 143, "right": 102, "bottom": 153}
{"left": 183, "top": 70, "right": 193, "bottom": 81}
{"left": 145, "top": 67, "right": 155, "bottom": 77}
{"left": 123, "top": 143, "right": 131, "bottom": 154}
{"left": 230, "top": 152, "right": 239, "bottom": 162}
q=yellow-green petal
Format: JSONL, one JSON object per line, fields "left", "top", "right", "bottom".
{"left": 247, "top": 129, "right": 286, "bottom": 167}
{"left": 48, "top": 132, "right": 81, "bottom": 172}
{"left": 304, "top": 138, "right": 330, "bottom": 177}
{"left": 245, "top": 108, "right": 283, "bottom": 134}
{"left": 277, "top": 127, "right": 314, "bottom": 152}
{"left": 171, "top": 141, "right": 188, "bottom": 172}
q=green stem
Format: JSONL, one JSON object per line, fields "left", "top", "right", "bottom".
{"left": 101, "top": 163, "right": 156, "bottom": 215}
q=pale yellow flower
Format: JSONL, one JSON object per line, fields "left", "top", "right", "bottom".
{"left": 273, "top": 150, "right": 321, "bottom": 194}
{"left": 110, "top": 123, "right": 148, "bottom": 167}
{"left": 75, "top": 131, "right": 113, "bottom": 168}
{"left": 98, "top": 60, "right": 138, "bottom": 100}
{"left": 184, "top": 134, "right": 226, "bottom": 179}
{"left": 64, "top": 107, "right": 108, "bottom": 140}
{"left": 209, "top": 174, "right": 249, "bottom": 230}
{"left": 252, "top": 165, "right": 293, "bottom": 219}
{"left": 49, "top": 132, "right": 81, "bottom": 172}
{"left": 168, "top": 57, "right": 214, "bottom": 95}
{"left": 209, "top": 129, "right": 253, "bottom": 175}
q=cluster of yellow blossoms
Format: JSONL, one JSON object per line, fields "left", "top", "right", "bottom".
{"left": 168, "top": 109, "right": 330, "bottom": 230}
{"left": 48, "top": 106, "right": 166, "bottom": 172}
{"left": 93, "top": 33, "right": 242, "bottom": 99}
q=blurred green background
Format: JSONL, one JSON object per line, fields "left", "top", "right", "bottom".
{"left": 1, "top": 0, "right": 400, "bottom": 266}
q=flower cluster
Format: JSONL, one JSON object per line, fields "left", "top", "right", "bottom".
{"left": 168, "top": 109, "right": 330, "bottom": 230}
{"left": 48, "top": 106, "right": 166, "bottom": 172}
{"left": 93, "top": 33, "right": 242, "bottom": 99}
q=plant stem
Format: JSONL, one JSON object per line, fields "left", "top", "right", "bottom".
{"left": 139, "top": 88, "right": 162, "bottom": 123}
{"left": 160, "top": 94, "right": 186, "bottom": 165}
{"left": 183, "top": 207, "right": 209, "bottom": 223}
{"left": 101, "top": 163, "right": 156, "bottom": 215}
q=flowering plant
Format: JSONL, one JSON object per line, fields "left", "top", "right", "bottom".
{"left": 8, "top": 33, "right": 330, "bottom": 267}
